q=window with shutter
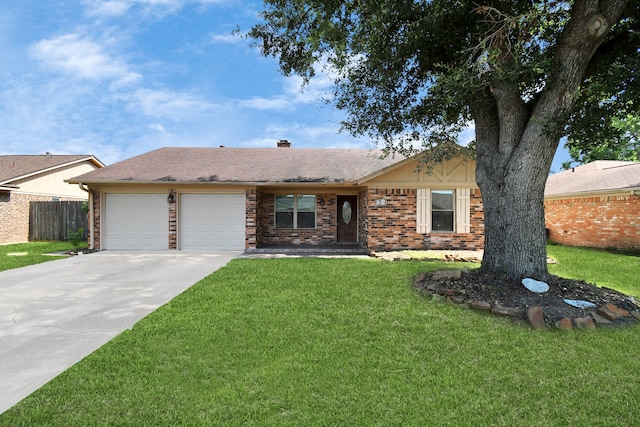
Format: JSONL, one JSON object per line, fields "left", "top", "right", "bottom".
{"left": 416, "top": 188, "right": 472, "bottom": 234}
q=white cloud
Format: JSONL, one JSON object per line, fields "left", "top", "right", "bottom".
{"left": 29, "top": 34, "right": 141, "bottom": 86}
{"left": 239, "top": 61, "right": 334, "bottom": 111}
{"left": 117, "top": 88, "right": 218, "bottom": 120}
{"left": 210, "top": 33, "right": 243, "bottom": 44}
{"left": 83, "top": 0, "right": 228, "bottom": 17}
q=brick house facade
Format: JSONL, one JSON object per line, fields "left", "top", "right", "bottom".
{"left": 545, "top": 194, "right": 640, "bottom": 249}
{"left": 0, "top": 155, "right": 104, "bottom": 245}
{"left": 544, "top": 161, "right": 640, "bottom": 250}
{"left": 70, "top": 145, "right": 484, "bottom": 252}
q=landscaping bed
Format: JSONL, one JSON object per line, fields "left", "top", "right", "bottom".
{"left": 414, "top": 269, "right": 639, "bottom": 330}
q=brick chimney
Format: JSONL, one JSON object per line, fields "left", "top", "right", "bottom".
{"left": 277, "top": 139, "right": 291, "bottom": 148}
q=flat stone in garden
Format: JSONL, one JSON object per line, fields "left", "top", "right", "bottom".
{"left": 596, "top": 303, "right": 632, "bottom": 321}
{"left": 432, "top": 270, "right": 462, "bottom": 280}
{"left": 527, "top": 306, "right": 546, "bottom": 329}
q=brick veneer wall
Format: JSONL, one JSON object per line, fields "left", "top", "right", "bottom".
{"left": 365, "top": 188, "right": 484, "bottom": 252}
{"left": 358, "top": 189, "right": 369, "bottom": 249}
{"left": 258, "top": 193, "right": 337, "bottom": 246}
{"left": 545, "top": 193, "right": 640, "bottom": 249}
{"left": 0, "top": 192, "right": 56, "bottom": 244}
{"left": 168, "top": 195, "right": 177, "bottom": 249}
{"left": 245, "top": 189, "right": 257, "bottom": 250}
{"left": 91, "top": 190, "right": 101, "bottom": 249}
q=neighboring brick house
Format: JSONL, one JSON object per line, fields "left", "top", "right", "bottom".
{"left": 545, "top": 161, "right": 640, "bottom": 249}
{"left": 68, "top": 142, "right": 484, "bottom": 253}
{"left": 0, "top": 154, "right": 105, "bottom": 245}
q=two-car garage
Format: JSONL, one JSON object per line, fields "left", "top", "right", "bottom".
{"left": 104, "top": 193, "right": 245, "bottom": 250}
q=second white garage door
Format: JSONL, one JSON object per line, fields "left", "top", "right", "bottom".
{"left": 180, "top": 194, "right": 245, "bottom": 250}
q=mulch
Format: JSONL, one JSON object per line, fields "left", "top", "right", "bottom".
{"left": 415, "top": 270, "right": 639, "bottom": 328}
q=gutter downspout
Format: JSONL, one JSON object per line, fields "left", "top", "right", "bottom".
{"left": 78, "top": 183, "right": 94, "bottom": 250}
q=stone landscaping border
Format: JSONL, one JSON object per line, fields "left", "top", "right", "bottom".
{"left": 414, "top": 270, "right": 640, "bottom": 331}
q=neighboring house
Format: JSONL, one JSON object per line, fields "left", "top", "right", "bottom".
{"left": 0, "top": 154, "right": 105, "bottom": 245}
{"left": 545, "top": 160, "right": 640, "bottom": 249}
{"left": 67, "top": 141, "right": 484, "bottom": 253}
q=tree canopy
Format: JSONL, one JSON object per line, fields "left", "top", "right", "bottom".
{"left": 250, "top": 0, "right": 639, "bottom": 279}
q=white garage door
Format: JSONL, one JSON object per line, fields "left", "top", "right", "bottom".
{"left": 105, "top": 194, "right": 168, "bottom": 250}
{"left": 180, "top": 194, "right": 245, "bottom": 250}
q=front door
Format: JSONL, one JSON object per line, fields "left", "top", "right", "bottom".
{"left": 337, "top": 195, "right": 357, "bottom": 243}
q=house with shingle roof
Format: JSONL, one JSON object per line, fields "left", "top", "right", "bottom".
{"left": 68, "top": 141, "right": 484, "bottom": 253}
{"left": 0, "top": 154, "right": 105, "bottom": 244}
{"left": 544, "top": 160, "right": 640, "bottom": 249}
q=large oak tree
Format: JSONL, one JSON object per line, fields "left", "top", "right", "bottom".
{"left": 249, "top": 0, "right": 639, "bottom": 279}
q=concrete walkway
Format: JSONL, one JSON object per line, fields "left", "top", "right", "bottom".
{"left": 0, "top": 250, "right": 240, "bottom": 414}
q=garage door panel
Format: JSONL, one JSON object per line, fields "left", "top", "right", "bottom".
{"left": 180, "top": 194, "right": 245, "bottom": 250}
{"left": 105, "top": 194, "right": 168, "bottom": 250}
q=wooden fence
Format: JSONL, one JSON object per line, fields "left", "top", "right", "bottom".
{"left": 29, "top": 201, "right": 88, "bottom": 242}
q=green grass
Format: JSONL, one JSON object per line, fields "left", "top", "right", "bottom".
{"left": 0, "top": 241, "right": 86, "bottom": 272}
{"left": 1, "top": 248, "right": 639, "bottom": 426}
{"left": 548, "top": 245, "right": 640, "bottom": 297}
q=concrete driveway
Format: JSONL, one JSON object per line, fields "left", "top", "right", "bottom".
{"left": 0, "top": 250, "right": 240, "bottom": 414}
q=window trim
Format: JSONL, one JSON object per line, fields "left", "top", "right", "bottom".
{"left": 417, "top": 188, "right": 471, "bottom": 234}
{"left": 431, "top": 190, "right": 455, "bottom": 232}
{"left": 274, "top": 194, "right": 317, "bottom": 229}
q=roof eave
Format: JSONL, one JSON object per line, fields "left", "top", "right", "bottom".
{"left": 5, "top": 156, "right": 105, "bottom": 185}
{"left": 65, "top": 179, "right": 359, "bottom": 186}
{"left": 544, "top": 186, "right": 640, "bottom": 199}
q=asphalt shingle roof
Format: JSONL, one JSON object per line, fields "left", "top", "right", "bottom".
{"left": 69, "top": 147, "right": 404, "bottom": 184}
{"left": 0, "top": 155, "right": 99, "bottom": 184}
{"left": 545, "top": 160, "right": 640, "bottom": 196}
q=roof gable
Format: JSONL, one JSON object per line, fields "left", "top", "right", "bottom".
{"left": 545, "top": 161, "right": 640, "bottom": 196}
{"left": 68, "top": 147, "right": 404, "bottom": 184}
{"left": 0, "top": 155, "right": 104, "bottom": 185}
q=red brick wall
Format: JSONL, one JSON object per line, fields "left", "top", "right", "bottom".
{"left": 358, "top": 189, "right": 369, "bottom": 249}
{"left": 365, "top": 188, "right": 484, "bottom": 252}
{"left": 91, "top": 190, "right": 101, "bottom": 249}
{"left": 545, "top": 193, "right": 640, "bottom": 249}
{"left": 0, "top": 192, "right": 54, "bottom": 244}
{"left": 168, "top": 195, "right": 177, "bottom": 249}
{"left": 245, "top": 189, "right": 257, "bottom": 250}
{"left": 258, "top": 192, "right": 337, "bottom": 246}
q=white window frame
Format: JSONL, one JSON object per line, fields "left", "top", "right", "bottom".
{"left": 417, "top": 188, "right": 471, "bottom": 234}
{"left": 275, "top": 194, "right": 316, "bottom": 229}
{"left": 431, "top": 190, "right": 455, "bottom": 232}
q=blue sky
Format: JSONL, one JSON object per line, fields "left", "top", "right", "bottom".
{"left": 0, "top": 0, "right": 570, "bottom": 171}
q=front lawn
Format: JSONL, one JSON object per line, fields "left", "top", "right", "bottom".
{"left": 1, "top": 248, "right": 639, "bottom": 426}
{"left": 0, "top": 241, "right": 86, "bottom": 272}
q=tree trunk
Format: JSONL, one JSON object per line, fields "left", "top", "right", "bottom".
{"left": 476, "top": 140, "right": 556, "bottom": 280}
{"left": 471, "top": 0, "right": 628, "bottom": 280}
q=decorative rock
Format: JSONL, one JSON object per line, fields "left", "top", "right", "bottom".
{"left": 596, "top": 303, "right": 632, "bottom": 321}
{"left": 432, "top": 270, "right": 463, "bottom": 280}
{"left": 555, "top": 317, "right": 573, "bottom": 331}
{"left": 437, "top": 288, "right": 456, "bottom": 296}
{"left": 590, "top": 312, "right": 613, "bottom": 325}
{"left": 470, "top": 300, "right": 492, "bottom": 311}
{"left": 631, "top": 311, "right": 640, "bottom": 321}
{"left": 563, "top": 299, "right": 597, "bottom": 309}
{"left": 413, "top": 273, "right": 428, "bottom": 285}
{"left": 522, "top": 278, "right": 549, "bottom": 293}
{"left": 574, "top": 317, "right": 596, "bottom": 329}
{"left": 527, "top": 306, "right": 546, "bottom": 329}
{"left": 424, "top": 281, "right": 440, "bottom": 292}
{"left": 491, "top": 305, "right": 522, "bottom": 317}
{"left": 450, "top": 295, "right": 466, "bottom": 304}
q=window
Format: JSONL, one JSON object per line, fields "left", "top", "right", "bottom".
{"left": 275, "top": 194, "right": 316, "bottom": 229}
{"left": 431, "top": 190, "right": 454, "bottom": 231}
{"left": 416, "top": 188, "right": 470, "bottom": 234}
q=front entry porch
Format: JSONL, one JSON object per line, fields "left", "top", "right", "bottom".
{"left": 246, "top": 244, "right": 367, "bottom": 256}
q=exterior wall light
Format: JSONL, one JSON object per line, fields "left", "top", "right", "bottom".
{"left": 167, "top": 190, "right": 175, "bottom": 204}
